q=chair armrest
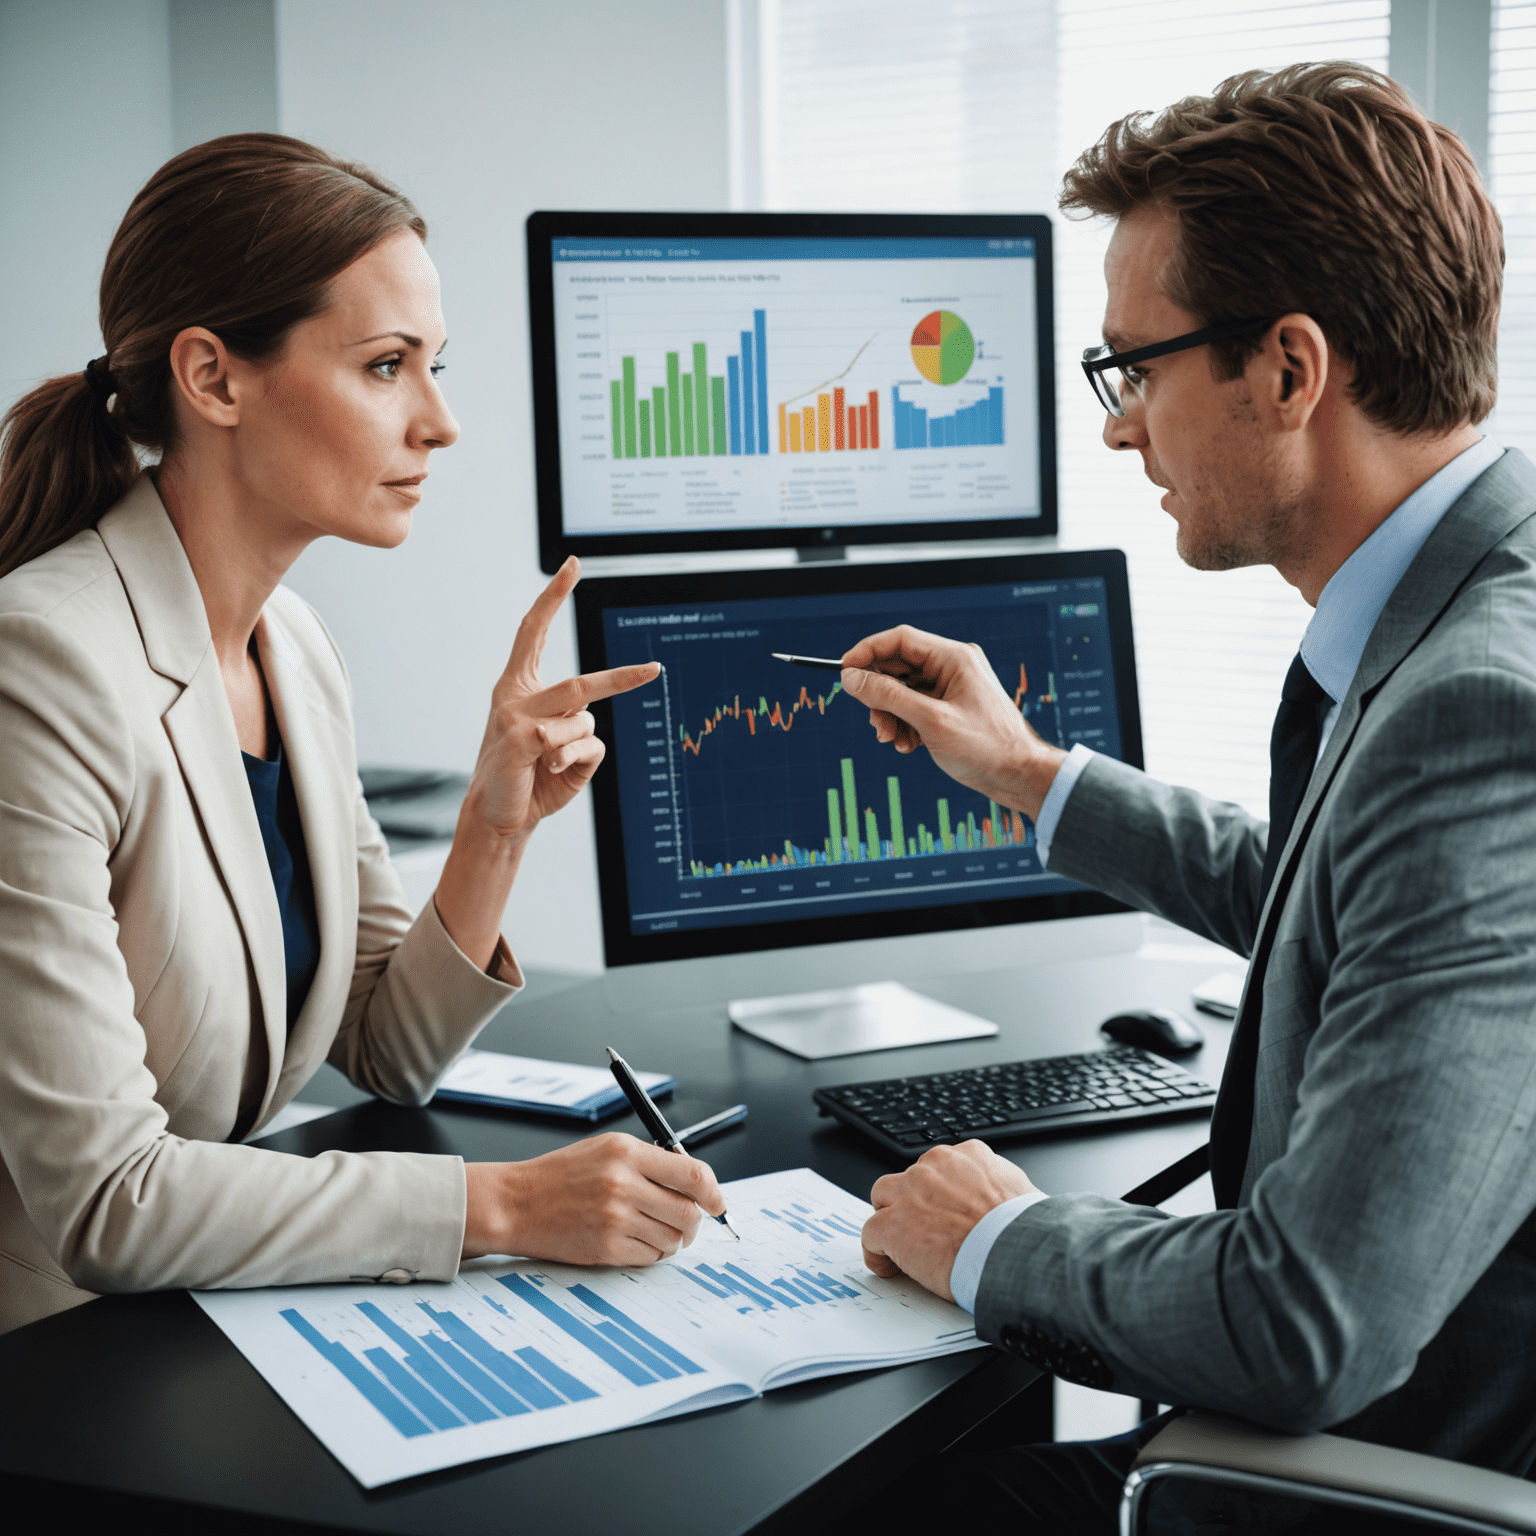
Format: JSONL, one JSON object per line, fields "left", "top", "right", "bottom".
{"left": 1133, "top": 1412, "right": 1536, "bottom": 1533}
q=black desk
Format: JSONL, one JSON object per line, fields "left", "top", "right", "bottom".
{"left": 0, "top": 947, "right": 1234, "bottom": 1534}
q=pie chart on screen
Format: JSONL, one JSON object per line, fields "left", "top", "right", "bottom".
{"left": 910, "top": 310, "right": 975, "bottom": 385}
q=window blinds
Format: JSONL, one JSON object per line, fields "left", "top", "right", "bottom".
{"left": 745, "top": 1, "right": 1390, "bottom": 815}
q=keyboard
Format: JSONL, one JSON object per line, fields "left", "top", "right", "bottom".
{"left": 813, "top": 1046, "right": 1217, "bottom": 1160}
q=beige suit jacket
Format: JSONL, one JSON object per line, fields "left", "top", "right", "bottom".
{"left": 0, "top": 476, "right": 522, "bottom": 1334}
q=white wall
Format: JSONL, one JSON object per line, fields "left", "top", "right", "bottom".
{"left": 0, "top": 0, "right": 173, "bottom": 405}
{"left": 275, "top": 0, "right": 729, "bottom": 971}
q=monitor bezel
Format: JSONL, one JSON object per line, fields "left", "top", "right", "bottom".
{"left": 574, "top": 551, "right": 1140, "bottom": 970}
{"left": 528, "top": 211, "right": 1059, "bottom": 574}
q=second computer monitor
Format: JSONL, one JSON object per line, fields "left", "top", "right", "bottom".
{"left": 528, "top": 212, "right": 1056, "bottom": 570}
{"left": 574, "top": 552, "right": 1141, "bottom": 970}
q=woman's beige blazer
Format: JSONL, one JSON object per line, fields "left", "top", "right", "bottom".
{"left": 0, "top": 476, "right": 521, "bottom": 1334}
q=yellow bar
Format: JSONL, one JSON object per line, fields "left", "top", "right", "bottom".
{"left": 778, "top": 401, "right": 787, "bottom": 452}
{"left": 788, "top": 413, "right": 802, "bottom": 451}
{"left": 803, "top": 405, "right": 815, "bottom": 451}
{"left": 817, "top": 394, "right": 831, "bottom": 451}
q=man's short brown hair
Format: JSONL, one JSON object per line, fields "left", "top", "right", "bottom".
{"left": 1060, "top": 62, "right": 1502, "bottom": 435}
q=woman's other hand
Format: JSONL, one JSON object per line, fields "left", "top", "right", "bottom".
{"left": 432, "top": 557, "right": 657, "bottom": 968}
{"left": 462, "top": 1135, "right": 728, "bottom": 1266}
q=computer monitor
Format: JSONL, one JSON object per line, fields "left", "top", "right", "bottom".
{"left": 574, "top": 552, "right": 1144, "bottom": 1055}
{"left": 528, "top": 212, "right": 1057, "bottom": 573}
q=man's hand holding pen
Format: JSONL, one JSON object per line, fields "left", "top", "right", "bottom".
{"left": 835, "top": 625, "right": 1066, "bottom": 825}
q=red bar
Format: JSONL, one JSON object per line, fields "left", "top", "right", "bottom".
{"left": 857, "top": 405, "right": 868, "bottom": 449}
{"left": 868, "top": 389, "right": 880, "bottom": 449}
{"left": 833, "top": 387, "right": 846, "bottom": 450}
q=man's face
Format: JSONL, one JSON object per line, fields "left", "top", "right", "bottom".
{"left": 1101, "top": 205, "right": 1303, "bottom": 571}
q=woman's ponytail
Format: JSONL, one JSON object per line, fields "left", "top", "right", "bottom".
{"left": 0, "top": 367, "right": 140, "bottom": 578}
{"left": 0, "top": 132, "right": 426, "bottom": 582}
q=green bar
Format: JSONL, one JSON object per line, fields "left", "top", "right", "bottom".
{"left": 637, "top": 399, "right": 652, "bottom": 458}
{"left": 827, "top": 788, "right": 843, "bottom": 863}
{"left": 681, "top": 375, "right": 696, "bottom": 454}
{"left": 888, "top": 778, "right": 906, "bottom": 859}
{"left": 864, "top": 807, "right": 881, "bottom": 861}
{"left": 651, "top": 386, "right": 667, "bottom": 456}
{"left": 610, "top": 380, "right": 622, "bottom": 458}
{"left": 666, "top": 354, "right": 683, "bottom": 455}
{"left": 918, "top": 824, "right": 929, "bottom": 854}
{"left": 841, "top": 760, "right": 860, "bottom": 861}
{"left": 908, "top": 837, "right": 917, "bottom": 857}
{"left": 621, "top": 356, "right": 638, "bottom": 459}
{"left": 988, "top": 800, "right": 1001, "bottom": 846}
{"left": 693, "top": 343, "right": 710, "bottom": 455}
{"left": 711, "top": 376, "right": 727, "bottom": 454}
{"left": 968, "top": 811, "right": 978, "bottom": 849}
{"left": 938, "top": 799, "right": 953, "bottom": 852}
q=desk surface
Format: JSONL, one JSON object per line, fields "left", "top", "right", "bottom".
{"left": 0, "top": 942, "right": 1236, "bottom": 1535}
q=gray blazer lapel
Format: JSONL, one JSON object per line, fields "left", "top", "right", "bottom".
{"left": 97, "top": 477, "right": 290, "bottom": 1113}
{"left": 256, "top": 607, "right": 355, "bottom": 1102}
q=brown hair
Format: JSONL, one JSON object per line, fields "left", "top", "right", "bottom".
{"left": 1059, "top": 62, "right": 1502, "bottom": 435}
{"left": 0, "top": 133, "right": 426, "bottom": 578}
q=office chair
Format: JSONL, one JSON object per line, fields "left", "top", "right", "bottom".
{"left": 1120, "top": 1410, "right": 1536, "bottom": 1535}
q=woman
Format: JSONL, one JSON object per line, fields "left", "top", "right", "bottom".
{"left": 0, "top": 134, "right": 725, "bottom": 1335}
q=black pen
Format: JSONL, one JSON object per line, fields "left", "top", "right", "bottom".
{"left": 771, "top": 652, "right": 846, "bottom": 672}
{"left": 606, "top": 1048, "right": 740, "bottom": 1240}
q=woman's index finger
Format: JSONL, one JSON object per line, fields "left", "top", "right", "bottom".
{"left": 507, "top": 558, "right": 580, "bottom": 674}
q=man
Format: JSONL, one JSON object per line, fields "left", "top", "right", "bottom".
{"left": 845, "top": 63, "right": 1536, "bottom": 1533}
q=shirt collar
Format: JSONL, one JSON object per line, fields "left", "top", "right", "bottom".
{"left": 1300, "top": 436, "right": 1504, "bottom": 704}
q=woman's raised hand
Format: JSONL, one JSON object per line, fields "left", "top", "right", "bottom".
{"left": 466, "top": 557, "right": 659, "bottom": 842}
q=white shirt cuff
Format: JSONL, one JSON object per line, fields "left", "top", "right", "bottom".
{"left": 948, "top": 1191, "right": 1050, "bottom": 1313}
{"left": 1032, "top": 744, "right": 1097, "bottom": 868}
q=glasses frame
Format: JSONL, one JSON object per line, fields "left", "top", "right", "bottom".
{"left": 1082, "top": 318, "right": 1271, "bottom": 417}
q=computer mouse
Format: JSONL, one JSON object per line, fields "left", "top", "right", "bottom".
{"left": 1099, "top": 1007, "right": 1205, "bottom": 1057}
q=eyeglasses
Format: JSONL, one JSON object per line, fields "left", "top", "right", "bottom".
{"left": 1081, "top": 318, "right": 1270, "bottom": 417}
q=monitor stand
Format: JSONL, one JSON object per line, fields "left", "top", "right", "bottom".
{"left": 727, "top": 981, "right": 998, "bottom": 1060}
{"left": 796, "top": 543, "right": 847, "bottom": 563}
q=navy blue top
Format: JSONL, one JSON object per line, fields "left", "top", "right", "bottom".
{"left": 241, "top": 744, "right": 321, "bottom": 1030}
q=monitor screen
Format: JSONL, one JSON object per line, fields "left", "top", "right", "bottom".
{"left": 528, "top": 213, "right": 1056, "bottom": 572}
{"left": 574, "top": 553, "right": 1139, "bottom": 968}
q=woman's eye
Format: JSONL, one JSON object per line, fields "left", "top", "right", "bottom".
{"left": 430, "top": 361, "right": 446, "bottom": 379}
{"left": 370, "top": 356, "right": 404, "bottom": 380}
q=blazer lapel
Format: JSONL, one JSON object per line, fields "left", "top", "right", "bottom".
{"left": 1210, "top": 448, "right": 1536, "bottom": 1205}
{"left": 97, "top": 478, "right": 290, "bottom": 1120}
{"left": 255, "top": 606, "right": 356, "bottom": 1102}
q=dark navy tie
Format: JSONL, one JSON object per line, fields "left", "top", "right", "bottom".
{"left": 1258, "top": 652, "right": 1332, "bottom": 901}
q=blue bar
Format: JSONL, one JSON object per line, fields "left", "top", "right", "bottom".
{"left": 423, "top": 1304, "right": 565, "bottom": 1410}
{"left": 754, "top": 310, "right": 769, "bottom": 452}
{"left": 420, "top": 1331, "right": 530, "bottom": 1416}
{"left": 816, "top": 1270, "right": 861, "bottom": 1297}
{"left": 740, "top": 331, "right": 756, "bottom": 453}
{"left": 725, "top": 1262, "right": 796, "bottom": 1307}
{"left": 727, "top": 356, "right": 742, "bottom": 455}
{"left": 789, "top": 1268, "right": 833, "bottom": 1299}
{"left": 498, "top": 1274, "right": 657, "bottom": 1386}
{"left": 991, "top": 386, "right": 1004, "bottom": 444}
{"left": 822, "top": 1214, "right": 864, "bottom": 1237}
{"left": 364, "top": 1345, "right": 464, "bottom": 1431}
{"left": 516, "top": 1346, "right": 598, "bottom": 1403}
{"left": 358, "top": 1303, "right": 497, "bottom": 1425}
{"left": 696, "top": 1262, "right": 773, "bottom": 1309}
{"left": 280, "top": 1309, "right": 432, "bottom": 1438}
{"left": 771, "top": 1278, "right": 822, "bottom": 1305}
{"left": 682, "top": 1268, "right": 733, "bottom": 1299}
{"left": 594, "top": 1320, "right": 681, "bottom": 1379}
{"left": 568, "top": 1285, "right": 705, "bottom": 1375}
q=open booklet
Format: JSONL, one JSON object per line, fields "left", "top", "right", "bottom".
{"left": 193, "top": 1168, "right": 984, "bottom": 1487}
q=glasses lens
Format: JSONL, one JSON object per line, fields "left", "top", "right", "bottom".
{"left": 1082, "top": 346, "right": 1126, "bottom": 417}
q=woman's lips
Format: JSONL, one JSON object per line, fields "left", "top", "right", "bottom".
{"left": 383, "top": 477, "right": 426, "bottom": 503}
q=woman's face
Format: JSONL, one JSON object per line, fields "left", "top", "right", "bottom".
{"left": 221, "top": 229, "right": 459, "bottom": 550}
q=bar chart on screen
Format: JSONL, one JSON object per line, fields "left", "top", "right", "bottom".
{"left": 193, "top": 1170, "right": 981, "bottom": 1487}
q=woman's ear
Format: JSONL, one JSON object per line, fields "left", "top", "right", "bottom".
{"left": 167, "top": 326, "right": 242, "bottom": 430}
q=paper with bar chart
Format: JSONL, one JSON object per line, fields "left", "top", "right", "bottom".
{"left": 550, "top": 235, "right": 1041, "bottom": 536}
{"left": 603, "top": 574, "right": 1122, "bottom": 937}
{"left": 191, "top": 1169, "right": 980, "bottom": 1487}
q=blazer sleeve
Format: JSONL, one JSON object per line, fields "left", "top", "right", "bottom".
{"left": 1047, "top": 751, "right": 1268, "bottom": 958}
{"left": 972, "top": 665, "right": 1536, "bottom": 1433}
{"left": 0, "top": 612, "right": 471, "bottom": 1296}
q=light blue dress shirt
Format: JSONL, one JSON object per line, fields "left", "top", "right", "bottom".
{"left": 949, "top": 434, "right": 1504, "bottom": 1314}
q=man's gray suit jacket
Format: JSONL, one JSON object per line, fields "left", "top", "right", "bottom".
{"left": 974, "top": 448, "right": 1536, "bottom": 1476}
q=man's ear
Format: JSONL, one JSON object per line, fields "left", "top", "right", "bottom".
{"left": 166, "top": 326, "right": 243, "bottom": 430}
{"left": 1252, "top": 313, "right": 1329, "bottom": 430}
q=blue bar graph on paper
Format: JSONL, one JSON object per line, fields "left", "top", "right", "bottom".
{"left": 727, "top": 356, "right": 742, "bottom": 455}
{"left": 498, "top": 1274, "right": 658, "bottom": 1386}
{"left": 365, "top": 1345, "right": 465, "bottom": 1430}
{"left": 754, "top": 309, "right": 769, "bottom": 452}
{"left": 516, "top": 1346, "right": 598, "bottom": 1403}
{"left": 892, "top": 384, "right": 1004, "bottom": 450}
{"left": 567, "top": 1285, "right": 706, "bottom": 1376}
{"left": 357, "top": 1302, "right": 497, "bottom": 1424}
{"left": 740, "top": 329, "right": 756, "bottom": 453}
{"left": 281, "top": 1308, "right": 432, "bottom": 1438}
